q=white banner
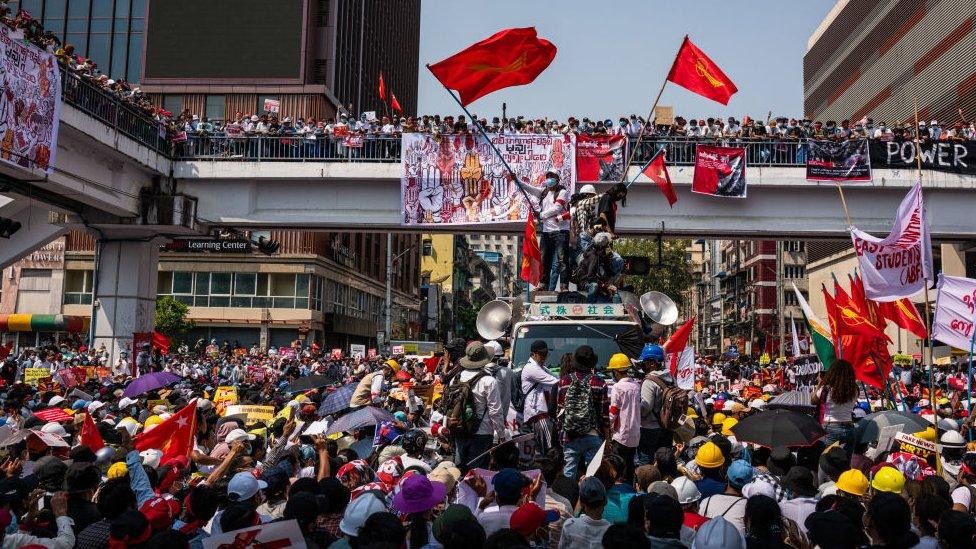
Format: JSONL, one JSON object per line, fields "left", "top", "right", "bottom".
{"left": 931, "top": 274, "right": 976, "bottom": 351}
{"left": 675, "top": 348, "right": 695, "bottom": 390}
{"left": 0, "top": 26, "right": 61, "bottom": 173}
{"left": 203, "top": 519, "right": 305, "bottom": 549}
{"left": 850, "top": 181, "right": 932, "bottom": 301}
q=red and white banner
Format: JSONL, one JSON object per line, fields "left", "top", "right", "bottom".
{"left": 575, "top": 134, "right": 626, "bottom": 182}
{"left": 692, "top": 145, "right": 747, "bottom": 197}
{"left": 674, "top": 348, "right": 696, "bottom": 390}
{"left": 931, "top": 274, "right": 976, "bottom": 351}
{"left": 203, "top": 519, "right": 305, "bottom": 549}
{"left": 850, "top": 181, "right": 932, "bottom": 301}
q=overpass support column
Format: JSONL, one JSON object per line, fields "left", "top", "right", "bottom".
{"left": 0, "top": 199, "right": 68, "bottom": 270}
{"left": 91, "top": 237, "right": 160, "bottom": 362}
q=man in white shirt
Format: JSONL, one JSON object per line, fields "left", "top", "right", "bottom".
{"left": 521, "top": 340, "right": 558, "bottom": 454}
{"left": 449, "top": 342, "right": 507, "bottom": 472}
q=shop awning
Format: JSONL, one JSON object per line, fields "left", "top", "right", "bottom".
{"left": 0, "top": 315, "right": 88, "bottom": 333}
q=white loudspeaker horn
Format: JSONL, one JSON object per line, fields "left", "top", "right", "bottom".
{"left": 639, "top": 291, "right": 678, "bottom": 326}
{"left": 476, "top": 300, "right": 512, "bottom": 340}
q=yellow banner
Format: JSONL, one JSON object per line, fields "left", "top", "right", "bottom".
{"left": 24, "top": 368, "right": 49, "bottom": 386}
{"left": 224, "top": 405, "right": 276, "bottom": 423}
{"left": 214, "top": 386, "right": 238, "bottom": 415}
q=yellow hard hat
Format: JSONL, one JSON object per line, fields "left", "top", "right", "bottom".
{"left": 385, "top": 359, "right": 400, "bottom": 373}
{"left": 143, "top": 415, "right": 163, "bottom": 429}
{"left": 686, "top": 407, "right": 699, "bottom": 419}
{"left": 711, "top": 412, "right": 727, "bottom": 426}
{"left": 915, "top": 427, "right": 937, "bottom": 442}
{"left": 721, "top": 417, "right": 739, "bottom": 436}
{"left": 695, "top": 442, "right": 725, "bottom": 469}
{"left": 836, "top": 469, "right": 869, "bottom": 496}
{"left": 871, "top": 466, "right": 906, "bottom": 494}
{"left": 607, "top": 353, "right": 631, "bottom": 370}
{"left": 107, "top": 462, "right": 129, "bottom": 480}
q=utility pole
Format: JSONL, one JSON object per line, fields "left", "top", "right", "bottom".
{"left": 776, "top": 240, "right": 785, "bottom": 357}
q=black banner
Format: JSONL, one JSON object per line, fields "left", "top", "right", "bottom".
{"left": 806, "top": 139, "right": 872, "bottom": 182}
{"left": 869, "top": 139, "right": 976, "bottom": 174}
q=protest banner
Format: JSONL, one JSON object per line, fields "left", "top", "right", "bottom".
{"left": 223, "top": 405, "right": 276, "bottom": 423}
{"left": 806, "top": 139, "right": 871, "bottom": 182}
{"left": 575, "top": 134, "right": 626, "bottom": 182}
{"left": 0, "top": 26, "right": 61, "bottom": 173}
{"left": 931, "top": 274, "right": 976, "bottom": 351}
{"left": 33, "top": 407, "right": 72, "bottom": 423}
{"left": 791, "top": 355, "right": 823, "bottom": 390}
{"left": 343, "top": 134, "right": 364, "bottom": 148}
{"left": 330, "top": 348, "right": 343, "bottom": 360}
{"left": 850, "top": 181, "right": 932, "bottom": 301}
{"left": 350, "top": 344, "right": 366, "bottom": 358}
{"left": 890, "top": 432, "right": 937, "bottom": 468}
{"left": 400, "top": 132, "right": 575, "bottom": 225}
{"left": 262, "top": 98, "right": 280, "bottom": 113}
{"left": 214, "top": 386, "right": 238, "bottom": 415}
{"left": 24, "top": 368, "right": 49, "bottom": 386}
{"left": 692, "top": 145, "right": 747, "bottom": 197}
{"left": 203, "top": 518, "right": 305, "bottom": 549}
{"left": 869, "top": 139, "right": 976, "bottom": 175}
{"left": 391, "top": 345, "right": 405, "bottom": 355}
{"left": 458, "top": 468, "right": 546, "bottom": 509}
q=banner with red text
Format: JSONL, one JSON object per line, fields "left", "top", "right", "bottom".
{"left": 850, "top": 181, "right": 932, "bottom": 301}
{"left": 931, "top": 274, "right": 976, "bottom": 351}
{"left": 400, "top": 133, "right": 575, "bottom": 225}
{"left": 674, "top": 348, "right": 696, "bottom": 390}
{"left": 692, "top": 145, "right": 747, "bottom": 197}
{"left": 575, "top": 134, "right": 626, "bottom": 182}
{"left": 806, "top": 139, "right": 871, "bottom": 182}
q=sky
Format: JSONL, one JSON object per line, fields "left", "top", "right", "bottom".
{"left": 418, "top": 0, "right": 837, "bottom": 121}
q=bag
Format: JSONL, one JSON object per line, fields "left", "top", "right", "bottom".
{"left": 511, "top": 366, "right": 540, "bottom": 415}
{"left": 437, "top": 371, "right": 487, "bottom": 438}
{"left": 562, "top": 374, "right": 596, "bottom": 437}
{"left": 648, "top": 375, "right": 689, "bottom": 431}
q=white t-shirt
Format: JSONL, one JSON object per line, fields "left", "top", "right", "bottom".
{"left": 822, "top": 390, "right": 855, "bottom": 423}
{"left": 699, "top": 494, "right": 747, "bottom": 533}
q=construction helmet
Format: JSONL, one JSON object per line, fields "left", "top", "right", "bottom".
{"left": 385, "top": 359, "right": 400, "bottom": 373}
{"left": 143, "top": 415, "right": 163, "bottom": 431}
{"left": 671, "top": 476, "right": 702, "bottom": 505}
{"left": 686, "top": 407, "right": 699, "bottom": 419}
{"left": 607, "top": 353, "right": 632, "bottom": 370}
{"left": 941, "top": 430, "right": 966, "bottom": 448}
{"left": 721, "top": 417, "right": 739, "bottom": 437}
{"left": 695, "top": 442, "right": 725, "bottom": 469}
{"left": 836, "top": 469, "right": 869, "bottom": 496}
{"left": 711, "top": 412, "right": 727, "bottom": 426}
{"left": 871, "top": 466, "right": 906, "bottom": 494}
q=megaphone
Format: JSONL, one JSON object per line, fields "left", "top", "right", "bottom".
{"left": 639, "top": 291, "right": 678, "bottom": 325}
{"left": 476, "top": 300, "right": 512, "bottom": 340}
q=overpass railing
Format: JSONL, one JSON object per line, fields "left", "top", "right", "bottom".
{"left": 59, "top": 70, "right": 170, "bottom": 155}
{"left": 173, "top": 135, "right": 810, "bottom": 166}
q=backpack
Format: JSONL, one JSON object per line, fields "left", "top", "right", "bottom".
{"left": 648, "top": 375, "right": 689, "bottom": 431}
{"left": 561, "top": 374, "right": 596, "bottom": 437}
{"left": 511, "top": 366, "right": 529, "bottom": 413}
{"left": 438, "top": 371, "right": 488, "bottom": 438}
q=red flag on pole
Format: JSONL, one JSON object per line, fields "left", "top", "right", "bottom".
{"left": 520, "top": 214, "right": 543, "bottom": 286}
{"left": 134, "top": 400, "right": 197, "bottom": 462}
{"left": 427, "top": 27, "right": 557, "bottom": 106}
{"left": 642, "top": 152, "right": 677, "bottom": 207}
{"left": 878, "top": 298, "right": 927, "bottom": 339}
{"left": 152, "top": 331, "right": 171, "bottom": 354}
{"left": 834, "top": 278, "right": 889, "bottom": 340}
{"left": 663, "top": 317, "right": 695, "bottom": 375}
{"left": 667, "top": 36, "right": 738, "bottom": 105}
{"left": 390, "top": 92, "right": 402, "bottom": 113}
{"left": 80, "top": 412, "right": 104, "bottom": 451}
{"left": 378, "top": 72, "right": 387, "bottom": 102}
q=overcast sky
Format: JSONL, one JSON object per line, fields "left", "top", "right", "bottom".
{"left": 418, "top": 0, "right": 836, "bottom": 121}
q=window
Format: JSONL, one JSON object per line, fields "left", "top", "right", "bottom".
{"left": 784, "top": 266, "right": 805, "bottom": 279}
{"left": 210, "top": 273, "right": 231, "bottom": 295}
{"left": 163, "top": 95, "right": 183, "bottom": 116}
{"left": 157, "top": 272, "right": 172, "bottom": 294}
{"left": 64, "top": 270, "right": 93, "bottom": 305}
{"left": 269, "top": 274, "right": 296, "bottom": 297}
{"left": 205, "top": 95, "right": 225, "bottom": 122}
{"left": 234, "top": 273, "right": 256, "bottom": 295}
{"left": 422, "top": 240, "right": 432, "bottom": 256}
{"left": 172, "top": 272, "right": 192, "bottom": 294}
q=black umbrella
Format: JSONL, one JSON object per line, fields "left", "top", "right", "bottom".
{"left": 730, "top": 409, "right": 826, "bottom": 448}
{"left": 853, "top": 410, "right": 929, "bottom": 445}
{"left": 614, "top": 325, "right": 646, "bottom": 360}
{"left": 766, "top": 390, "right": 816, "bottom": 414}
{"left": 287, "top": 375, "right": 334, "bottom": 393}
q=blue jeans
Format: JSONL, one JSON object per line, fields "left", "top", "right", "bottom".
{"left": 563, "top": 433, "right": 603, "bottom": 481}
{"left": 824, "top": 422, "right": 854, "bottom": 457}
{"left": 454, "top": 434, "right": 494, "bottom": 473}
{"left": 540, "top": 230, "right": 569, "bottom": 290}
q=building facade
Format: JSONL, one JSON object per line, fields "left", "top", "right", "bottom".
{"left": 466, "top": 234, "right": 518, "bottom": 299}
{"left": 804, "top": 0, "right": 976, "bottom": 124}
{"left": 419, "top": 235, "right": 494, "bottom": 342}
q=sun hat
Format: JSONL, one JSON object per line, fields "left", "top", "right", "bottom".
{"left": 459, "top": 342, "right": 491, "bottom": 370}
{"left": 339, "top": 491, "right": 387, "bottom": 536}
{"left": 391, "top": 474, "right": 446, "bottom": 514}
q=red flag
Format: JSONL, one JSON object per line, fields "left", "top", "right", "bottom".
{"left": 80, "top": 412, "right": 104, "bottom": 451}
{"left": 152, "top": 331, "right": 171, "bottom": 354}
{"left": 0, "top": 342, "right": 11, "bottom": 360}
{"left": 833, "top": 278, "right": 889, "bottom": 340}
{"left": 520, "top": 214, "right": 543, "bottom": 286}
{"left": 134, "top": 400, "right": 197, "bottom": 462}
{"left": 391, "top": 92, "right": 402, "bottom": 113}
{"left": 841, "top": 334, "right": 893, "bottom": 389}
{"left": 667, "top": 36, "right": 738, "bottom": 105}
{"left": 378, "top": 72, "right": 387, "bottom": 102}
{"left": 878, "top": 297, "right": 927, "bottom": 339}
{"left": 663, "top": 317, "right": 695, "bottom": 375}
{"left": 642, "top": 152, "right": 677, "bottom": 207}
{"left": 427, "top": 27, "right": 557, "bottom": 106}
{"left": 822, "top": 285, "right": 840, "bottom": 342}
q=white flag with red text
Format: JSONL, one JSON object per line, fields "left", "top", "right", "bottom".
{"left": 931, "top": 274, "right": 976, "bottom": 351}
{"left": 674, "top": 348, "right": 696, "bottom": 390}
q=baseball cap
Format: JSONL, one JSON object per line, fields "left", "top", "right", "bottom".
{"left": 579, "top": 476, "right": 607, "bottom": 506}
{"left": 226, "top": 428, "right": 256, "bottom": 443}
{"left": 727, "top": 460, "right": 754, "bottom": 489}
{"left": 227, "top": 471, "right": 268, "bottom": 501}
{"left": 509, "top": 502, "right": 558, "bottom": 537}
{"left": 492, "top": 468, "right": 529, "bottom": 501}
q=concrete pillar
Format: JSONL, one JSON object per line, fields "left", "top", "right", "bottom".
{"left": 0, "top": 198, "right": 68, "bottom": 270}
{"left": 91, "top": 238, "right": 160, "bottom": 362}
{"left": 941, "top": 243, "right": 967, "bottom": 277}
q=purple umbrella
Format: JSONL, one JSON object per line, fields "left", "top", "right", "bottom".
{"left": 325, "top": 406, "right": 394, "bottom": 436}
{"left": 122, "top": 371, "right": 182, "bottom": 398}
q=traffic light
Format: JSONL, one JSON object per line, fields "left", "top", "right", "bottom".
{"left": 0, "top": 217, "right": 21, "bottom": 238}
{"left": 621, "top": 256, "right": 650, "bottom": 276}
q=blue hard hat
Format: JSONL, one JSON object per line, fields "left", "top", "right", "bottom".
{"left": 639, "top": 343, "right": 665, "bottom": 362}
{"left": 857, "top": 401, "right": 871, "bottom": 413}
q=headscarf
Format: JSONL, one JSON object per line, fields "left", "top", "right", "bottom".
{"left": 336, "top": 459, "right": 376, "bottom": 491}
{"left": 376, "top": 456, "right": 405, "bottom": 493}
{"left": 208, "top": 422, "right": 238, "bottom": 459}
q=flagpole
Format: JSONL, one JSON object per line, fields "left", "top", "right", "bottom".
{"left": 626, "top": 146, "right": 666, "bottom": 190}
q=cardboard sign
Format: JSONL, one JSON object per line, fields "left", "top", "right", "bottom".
{"left": 214, "top": 386, "right": 239, "bottom": 415}
{"left": 891, "top": 432, "right": 937, "bottom": 467}
{"left": 203, "top": 518, "right": 305, "bottom": 549}
{"left": 24, "top": 368, "right": 49, "bottom": 386}
{"left": 224, "top": 405, "right": 276, "bottom": 423}
{"left": 391, "top": 345, "right": 404, "bottom": 355}
{"left": 654, "top": 105, "right": 674, "bottom": 125}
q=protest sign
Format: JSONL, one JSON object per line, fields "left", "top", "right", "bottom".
{"left": 806, "top": 139, "right": 871, "bottom": 182}
{"left": 330, "top": 348, "right": 343, "bottom": 360}
{"left": 391, "top": 345, "right": 404, "bottom": 355}
{"left": 223, "top": 405, "right": 276, "bottom": 423}
{"left": 575, "top": 134, "right": 626, "bottom": 182}
{"left": 870, "top": 139, "right": 976, "bottom": 174}
{"left": 24, "top": 368, "right": 49, "bottom": 386}
{"left": 350, "top": 344, "right": 366, "bottom": 358}
{"left": 692, "top": 145, "right": 747, "bottom": 197}
{"left": 263, "top": 98, "right": 280, "bottom": 113}
{"left": 33, "top": 408, "right": 72, "bottom": 423}
{"left": 458, "top": 468, "right": 546, "bottom": 509}
{"left": 791, "top": 355, "right": 823, "bottom": 390}
{"left": 214, "top": 386, "right": 238, "bottom": 415}
{"left": 400, "top": 132, "right": 575, "bottom": 225}
{"left": 890, "top": 432, "right": 937, "bottom": 468}
{"left": 203, "top": 519, "right": 305, "bottom": 549}
{"left": 675, "top": 348, "right": 696, "bottom": 390}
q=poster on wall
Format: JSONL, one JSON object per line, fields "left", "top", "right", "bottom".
{"left": 400, "top": 132, "right": 575, "bottom": 225}
{"left": 0, "top": 25, "right": 61, "bottom": 173}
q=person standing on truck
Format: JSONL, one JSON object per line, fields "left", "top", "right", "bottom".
{"left": 520, "top": 171, "right": 571, "bottom": 291}
{"left": 521, "top": 340, "right": 559, "bottom": 456}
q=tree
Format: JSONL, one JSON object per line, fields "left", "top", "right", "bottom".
{"left": 613, "top": 237, "right": 696, "bottom": 309}
{"left": 154, "top": 296, "right": 195, "bottom": 344}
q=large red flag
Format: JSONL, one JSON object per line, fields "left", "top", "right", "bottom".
{"left": 833, "top": 278, "right": 888, "bottom": 340}
{"left": 378, "top": 72, "right": 387, "bottom": 102}
{"left": 878, "top": 298, "right": 927, "bottom": 339}
{"left": 152, "top": 331, "right": 170, "bottom": 354}
{"left": 667, "top": 36, "right": 738, "bottom": 105}
{"left": 390, "top": 92, "right": 402, "bottom": 114}
{"left": 80, "top": 412, "right": 104, "bottom": 451}
{"left": 642, "top": 152, "right": 677, "bottom": 207}
{"left": 134, "top": 400, "right": 197, "bottom": 462}
{"left": 663, "top": 317, "right": 695, "bottom": 375}
{"left": 427, "top": 27, "right": 557, "bottom": 106}
{"left": 520, "top": 214, "right": 543, "bottom": 286}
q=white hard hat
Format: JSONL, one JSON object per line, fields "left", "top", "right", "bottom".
{"left": 941, "top": 430, "right": 966, "bottom": 448}
{"left": 671, "top": 476, "right": 702, "bottom": 505}
{"left": 748, "top": 399, "right": 765, "bottom": 410}
{"left": 40, "top": 422, "right": 67, "bottom": 438}
{"left": 938, "top": 418, "right": 960, "bottom": 432}
{"left": 579, "top": 184, "right": 597, "bottom": 195}
{"left": 484, "top": 340, "right": 503, "bottom": 358}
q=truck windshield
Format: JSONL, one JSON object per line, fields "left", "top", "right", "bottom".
{"left": 511, "top": 322, "right": 637, "bottom": 372}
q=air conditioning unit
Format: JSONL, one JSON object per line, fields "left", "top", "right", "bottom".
{"left": 140, "top": 194, "right": 197, "bottom": 229}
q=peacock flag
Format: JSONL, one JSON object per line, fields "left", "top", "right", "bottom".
{"left": 792, "top": 282, "right": 835, "bottom": 369}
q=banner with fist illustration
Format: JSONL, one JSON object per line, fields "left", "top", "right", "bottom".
{"left": 692, "top": 145, "right": 747, "bottom": 197}
{"left": 400, "top": 133, "right": 575, "bottom": 225}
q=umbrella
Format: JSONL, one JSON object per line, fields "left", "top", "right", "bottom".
{"left": 122, "top": 372, "right": 181, "bottom": 398}
{"left": 766, "top": 390, "right": 816, "bottom": 414}
{"left": 614, "top": 325, "right": 646, "bottom": 360}
{"left": 325, "top": 406, "right": 394, "bottom": 436}
{"left": 730, "top": 409, "right": 826, "bottom": 448}
{"left": 287, "top": 375, "right": 334, "bottom": 393}
{"left": 318, "top": 382, "right": 359, "bottom": 416}
{"left": 854, "top": 410, "right": 930, "bottom": 445}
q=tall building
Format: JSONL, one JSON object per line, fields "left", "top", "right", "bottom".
{"left": 419, "top": 235, "right": 495, "bottom": 342}
{"left": 804, "top": 0, "right": 976, "bottom": 123}
{"left": 466, "top": 234, "right": 518, "bottom": 298}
